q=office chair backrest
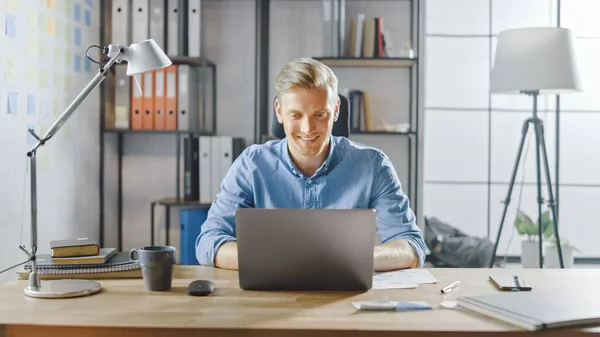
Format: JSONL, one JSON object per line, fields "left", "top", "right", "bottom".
{"left": 270, "top": 94, "right": 350, "bottom": 139}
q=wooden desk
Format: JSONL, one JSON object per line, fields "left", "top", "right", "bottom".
{"left": 0, "top": 266, "right": 599, "bottom": 337}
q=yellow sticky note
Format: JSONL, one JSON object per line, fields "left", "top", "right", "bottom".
{"left": 38, "top": 152, "right": 50, "bottom": 171}
{"left": 53, "top": 46, "right": 61, "bottom": 65}
{"left": 48, "top": 0, "right": 56, "bottom": 9}
{"left": 38, "top": 14, "right": 46, "bottom": 33}
{"left": 46, "top": 17, "right": 55, "bottom": 36}
{"left": 27, "top": 36, "right": 37, "bottom": 57}
{"left": 5, "top": 58, "right": 14, "bottom": 80}
{"left": 65, "top": 49, "right": 71, "bottom": 67}
{"left": 6, "top": 0, "right": 16, "bottom": 12}
{"left": 40, "top": 69, "right": 48, "bottom": 88}
{"left": 64, "top": 23, "right": 71, "bottom": 42}
{"left": 63, "top": 124, "right": 71, "bottom": 139}
{"left": 65, "top": 0, "right": 72, "bottom": 18}
{"left": 28, "top": 9, "right": 37, "bottom": 30}
{"left": 39, "top": 40, "right": 48, "bottom": 59}
{"left": 39, "top": 0, "right": 46, "bottom": 7}
{"left": 28, "top": 67, "right": 37, "bottom": 85}
{"left": 64, "top": 75, "right": 71, "bottom": 91}
{"left": 53, "top": 72, "right": 62, "bottom": 89}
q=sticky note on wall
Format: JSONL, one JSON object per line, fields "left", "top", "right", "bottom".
{"left": 85, "top": 10, "right": 91, "bottom": 27}
{"left": 27, "top": 35, "right": 37, "bottom": 57}
{"left": 74, "top": 27, "right": 81, "bottom": 45}
{"left": 6, "top": 0, "right": 16, "bottom": 11}
{"left": 46, "top": 17, "right": 55, "bottom": 35}
{"left": 5, "top": 58, "right": 14, "bottom": 80}
{"left": 5, "top": 14, "right": 17, "bottom": 38}
{"left": 27, "top": 94, "right": 36, "bottom": 115}
{"left": 27, "top": 9, "right": 37, "bottom": 30}
{"left": 28, "top": 67, "right": 37, "bottom": 85}
{"left": 7, "top": 92, "right": 18, "bottom": 114}
{"left": 74, "top": 53, "right": 81, "bottom": 72}
{"left": 74, "top": 3, "right": 81, "bottom": 21}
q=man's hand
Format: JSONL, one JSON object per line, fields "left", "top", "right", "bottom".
{"left": 214, "top": 241, "right": 239, "bottom": 270}
{"left": 374, "top": 238, "right": 419, "bottom": 271}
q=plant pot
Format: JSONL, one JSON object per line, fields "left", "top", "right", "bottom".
{"left": 521, "top": 240, "right": 541, "bottom": 268}
{"left": 545, "top": 245, "right": 575, "bottom": 268}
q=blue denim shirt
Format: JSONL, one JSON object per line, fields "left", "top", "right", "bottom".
{"left": 195, "top": 136, "right": 426, "bottom": 268}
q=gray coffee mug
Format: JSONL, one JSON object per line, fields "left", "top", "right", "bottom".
{"left": 129, "top": 246, "right": 177, "bottom": 291}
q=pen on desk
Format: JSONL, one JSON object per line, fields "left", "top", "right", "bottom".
{"left": 440, "top": 280, "right": 461, "bottom": 294}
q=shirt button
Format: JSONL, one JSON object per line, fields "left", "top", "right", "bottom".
{"left": 307, "top": 179, "right": 312, "bottom": 184}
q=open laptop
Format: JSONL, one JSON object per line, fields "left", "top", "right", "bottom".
{"left": 235, "top": 208, "right": 376, "bottom": 291}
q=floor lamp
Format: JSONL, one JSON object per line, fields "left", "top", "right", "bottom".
{"left": 20, "top": 39, "right": 171, "bottom": 298}
{"left": 488, "top": 27, "right": 582, "bottom": 268}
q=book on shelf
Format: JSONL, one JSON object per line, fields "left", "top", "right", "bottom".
{"left": 349, "top": 13, "right": 394, "bottom": 58}
{"left": 50, "top": 237, "right": 99, "bottom": 258}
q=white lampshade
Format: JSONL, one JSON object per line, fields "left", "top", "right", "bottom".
{"left": 491, "top": 27, "right": 582, "bottom": 95}
{"left": 124, "top": 39, "right": 172, "bottom": 76}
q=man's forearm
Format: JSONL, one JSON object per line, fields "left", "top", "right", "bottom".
{"left": 214, "top": 241, "right": 239, "bottom": 270}
{"left": 374, "top": 238, "right": 419, "bottom": 271}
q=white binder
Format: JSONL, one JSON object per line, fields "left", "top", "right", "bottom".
{"left": 177, "top": 65, "right": 199, "bottom": 131}
{"left": 188, "top": 0, "right": 201, "bottom": 57}
{"left": 166, "top": 0, "right": 180, "bottom": 56}
{"left": 111, "top": 0, "right": 131, "bottom": 45}
{"left": 198, "top": 136, "right": 212, "bottom": 204}
{"left": 131, "top": 0, "right": 149, "bottom": 43}
{"left": 210, "top": 137, "right": 221, "bottom": 201}
{"left": 114, "top": 66, "right": 130, "bottom": 129}
{"left": 149, "top": 0, "right": 166, "bottom": 50}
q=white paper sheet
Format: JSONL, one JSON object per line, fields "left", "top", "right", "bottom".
{"left": 372, "top": 269, "right": 438, "bottom": 289}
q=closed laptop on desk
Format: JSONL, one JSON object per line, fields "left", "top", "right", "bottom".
{"left": 457, "top": 291, "right": 600, "bottom": 331}
{"left": 235, "top": 208, "right": 376, "bottom": 291}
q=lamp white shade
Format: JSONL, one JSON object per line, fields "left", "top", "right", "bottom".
{"left": 125, "top": 39, "right": 172, "bottom": 76}
{"left": 491, "top": 27, "right": 582, "bottom": 95}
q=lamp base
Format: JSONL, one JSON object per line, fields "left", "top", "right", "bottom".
{"left": 24, "top": 279, "right": 101, "bottom": 298}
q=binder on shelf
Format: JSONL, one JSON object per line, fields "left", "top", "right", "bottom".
{"left": 130, "top": 76, "right": 143, "bottom": 130}
{"left": 198, "top": 66, "right": 214, "bottom": 131}
{"left": 177, "top": 64, "right": 199, "bottom": 131}
{"left": 188, "top": 0, "right": 201, "bottom": 57}
{"left": 148, "top": 0, "right": 166, "bottom": 51}
{"left": 167, "top": 0, "right": 184, "bottom": 57}
{"left": 184, "top": 135, "right": 200, "bottom": 201}
{"left": 114, "top": 66, "right": 131, "bottom": 129}
{"left": 164, "top": 64, "right": 178, "bottom": 130}
{"left": 210, "top": 136, "right": 221, "bottom": 200}
{"left": 153, "top": 68, "right": 166, "bottom": 130}
{"left": 198, "top": 136, "right": 211, "bottom": 204}
{"left": 142, "top": 71, "right": 155, "bottom": 129}
{"left": 219, "top": 137, "right": 245, "bottom": 185}
{"left": 131, "top": 0, "right": 149, "bottom": 43}
{"left": 111, "top": 0, "right": 131, "bottom": 45}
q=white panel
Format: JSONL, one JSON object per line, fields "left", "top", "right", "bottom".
{"left": 559, "top": 39, "right": 600, "bottom": 111}
{"left": 423, "top": 183, "right": 489, "bottom": 238}
{"left": 491, "top": 0, "right": 556, "bottom": 35}
{"left": 269, "top": 0, "right": 324, "bottom": 129}
{"left": 425, "top": 37, "right": 489, "bottom": 108}
{"left": 424, "top": 109, "right": 489, "bottom": 182}
{"left": 489, "top": 184, "right": 600, "bottom": 258}
{"left": 561, "top": 0, "right": 600, "bottom": 37}
{"left": 558, "top": 112, "right": 600, "bottom": 185}
{"left": 490, "top": 39, "right": 558, "bottom": 111}
{"left": 556, "top": 186, "right": 600, "bottom": 257}
{"left": 490, "top": 111, "right": 557, "bottom": 184}
{"left": 334, "top": 67, "right": 410, "bottom": 127}
{"left": 426, "top": 0, "right": 490, "bottom": 35}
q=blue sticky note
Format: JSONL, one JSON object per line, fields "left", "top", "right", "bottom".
{"left": 27, "top": 125, "right": 36, "bottom": 145}
{"left": 74, "top": 53, "right": 81, "bottom": 72}
{"left": 74, "top": 3, "right": 81, "bottom": 21}
{"left": 74, "top": 27, "right": 81, "bottom": 45}
{"left": 85, "top": 10, "right": 91, "bottom": 27}
{"left": 5, "top": 14, "right": 16, "bottom": 38}
{"left": 84, "top": 56, "right": 91, "bottom": 72}
{"left": 27, "top": 94, "right": 36, "bottom": 115}
{"left": 86, "top": 0, "right": 94, "bottom": 6}
{"left": 7, "top": 92, "right": 18, "bottom": 114}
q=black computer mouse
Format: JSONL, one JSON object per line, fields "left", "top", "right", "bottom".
{"left": 187, "top": 279, "right": 215, "bottom": 296}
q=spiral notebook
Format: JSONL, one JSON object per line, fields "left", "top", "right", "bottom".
{"left": 19, "top": 251, "right": 141, "bottom": 279}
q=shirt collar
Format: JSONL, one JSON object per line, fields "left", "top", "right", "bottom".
{"left": 281, "top": 135, "right": 338, "bottom": 178}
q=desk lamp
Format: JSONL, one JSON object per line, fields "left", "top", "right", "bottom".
{"left": 488, "top": 27, "right": 582, "bottom": 268}
{"left": 20, "top": 39, "right": 171, "bottom": 298}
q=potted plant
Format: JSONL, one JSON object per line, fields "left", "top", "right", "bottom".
{"left": 514, "top": 209, "right": 579, "bottom": 268}
{"left": 513, "top": 209, "right": 553, "bottom": 268}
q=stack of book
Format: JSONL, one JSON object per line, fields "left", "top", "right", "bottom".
{"left": 17, "top": 238, "right": 141, "bottom": 280}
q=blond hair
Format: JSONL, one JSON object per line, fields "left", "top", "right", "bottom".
{"left": 274, "top": 58, "right": 338, "bottom": 106}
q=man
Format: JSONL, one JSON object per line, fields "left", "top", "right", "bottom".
{"left": 196, "top": 58, "right": 426, "bottom": 271}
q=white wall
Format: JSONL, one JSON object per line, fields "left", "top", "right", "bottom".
{"left": 423, "top": 0, "right": 598, "bottom": 258}
{"left": 0, "top": 0, "right": 101, "bottom": 283}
